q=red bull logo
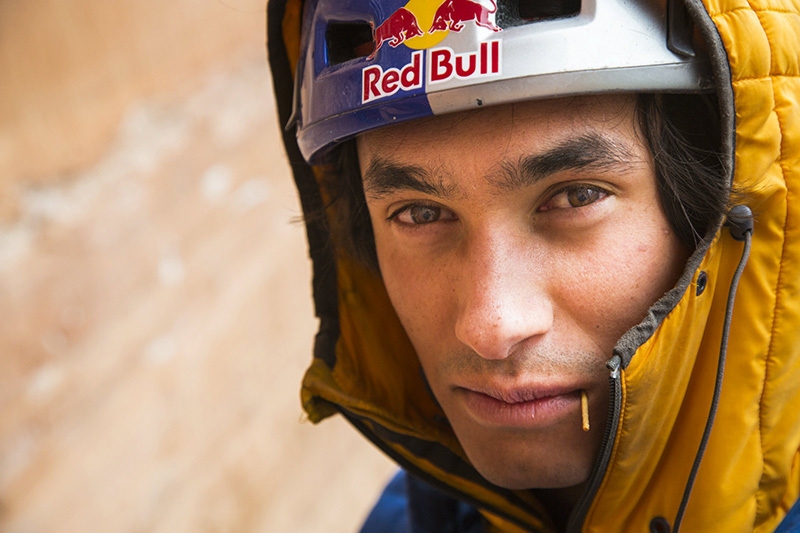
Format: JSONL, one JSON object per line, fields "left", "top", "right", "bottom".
{"left": 429, "top": 0, "right": 500, "bottom": 33}
{"left": 362, "top": 0, "right": 502, "bottom": 104}
{"left": 371, "top": 0, "right": 499, "bottom": 54}
{"left": 369, "top": 7, "right": 425, "bottom": 59}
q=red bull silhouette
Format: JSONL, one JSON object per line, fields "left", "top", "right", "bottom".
{"left": 370, "top": 7, "right": 424, "bottom": 59}
{"left": 429, "top": 0, "right": 500, "bottom": 33}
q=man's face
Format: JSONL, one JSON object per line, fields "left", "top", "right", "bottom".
{"left": 357, "top": 95, "right": 688, "bottom": 490}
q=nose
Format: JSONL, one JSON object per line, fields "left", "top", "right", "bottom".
{"left": 453, "top": 233, "right": 553, "bottom": 360}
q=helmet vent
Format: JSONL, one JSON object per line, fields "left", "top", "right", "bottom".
{"left": 518, "top": 0, "right": 581, "bottom": 19}
{"left": 326, "top": 22, "right": 374, "bottom": 66}
{"left": 497, "top": 0, "right": 581, "bottom": 26}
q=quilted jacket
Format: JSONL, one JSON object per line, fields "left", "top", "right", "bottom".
{"left": 267, "top": 0, "right": 800, "bottom": 530}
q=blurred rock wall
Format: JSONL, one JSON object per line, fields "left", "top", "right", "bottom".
{"left": 0, "top": 0, "right": 264, "bottom": 219}
{"left": 0, "top": 2, "right": 395, "bottom": 531}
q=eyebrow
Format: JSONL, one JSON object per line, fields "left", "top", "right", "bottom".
{"left": 362, "top": 131, "right": 638, "bottom": 198}
{"left": 507, "top": 132, "right": 638, "bottom": 190}
{"left": 362, "top": 159, "right": 455, "bottom": 200}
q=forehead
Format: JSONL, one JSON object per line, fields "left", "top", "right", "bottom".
{"left": 356, "top": 94, "right": 641, "bottom": 160}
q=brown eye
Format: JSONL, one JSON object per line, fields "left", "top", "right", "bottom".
{"left": 408, "top": 205, "right": 441, "bottom": 224}
{"left": 537, "top": 184, "right": 609, "bottom": 212}
{"left": 567, "top": 186, "right": 603, "bottom": 207}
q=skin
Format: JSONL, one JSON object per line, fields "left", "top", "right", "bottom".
{"left": 357, "top": 95, "right": 688, "bottom": 506}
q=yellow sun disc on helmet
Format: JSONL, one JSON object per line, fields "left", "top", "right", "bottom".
{"left": 403, "top": 0, "right": 449, "bottom": 49}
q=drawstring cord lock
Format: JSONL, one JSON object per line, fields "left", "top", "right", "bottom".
{"left": 725, "top": 205, "right": 754, "bottom": 241}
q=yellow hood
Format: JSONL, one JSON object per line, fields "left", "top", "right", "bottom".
{"left": 268, "top": 0, "right": 800, "bottom": 530}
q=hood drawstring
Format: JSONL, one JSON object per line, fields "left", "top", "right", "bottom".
{"left": 672, "top": 205, "right": 754, "bottom": 532}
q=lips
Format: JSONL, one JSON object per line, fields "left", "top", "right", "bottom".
{"left": 456, "top": 384, "right": 583, "bottom": 428}
{"left": 469, "top": 384, "right": 576, "bottom": 404}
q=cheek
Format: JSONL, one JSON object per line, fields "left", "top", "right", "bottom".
{"left": 369, "top": 205, "right": 455, "bottom": 340}
{"left": 557, "top": 217, "right": 686, "bottom": 341}
{"left": 376, "top": 242, "right": 452, "bottom": 345}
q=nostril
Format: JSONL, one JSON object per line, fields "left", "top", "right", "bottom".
{"left": 455, "top": 319, "right": 506, "bottom": 360}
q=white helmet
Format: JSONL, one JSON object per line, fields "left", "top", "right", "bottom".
{"left": 292, "top": 0, "right": 714, "bottom": 163}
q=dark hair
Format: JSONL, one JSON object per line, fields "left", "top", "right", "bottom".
{"left": 323, "top": 93, "right": 730, "bottom": 272}
{"left": 635, "top": 93, "right": 729, "bottom": 247}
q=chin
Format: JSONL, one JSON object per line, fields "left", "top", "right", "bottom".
{"left": 477, "top": 463, "right": 590, "bottom": 491}
{"left": 464, "top": 442, "right": 593, "bottom": 490}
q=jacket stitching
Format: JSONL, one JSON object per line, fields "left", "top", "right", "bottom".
{"left": 738, "top": 1, "right": 786, "bottom": 526}
{"left": 751, "top": 8, "right": 800, "bottom": 15}
{"left": 760, "top": 78, "right": 794, "bottom": 527}
{"left": 733, "top": 75, "right": 800, "bottom": 81}
{"left": 712, "top": 5, "right": 799, "bottom": 80}
{"left": 710, "top": 6, "right": 800, "bottom": 17}
{"left": 746, "top": 2, "right": 792, "bottom": 518}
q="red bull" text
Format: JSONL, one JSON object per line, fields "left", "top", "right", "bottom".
{"left": 428, "top": 40, "right": 500, "bottom": 83}
{"left": 362, "top": 40, "right": 501, "bottom": 103}
{"left": 362, "top": 51, "right": 424, "bottom": 103}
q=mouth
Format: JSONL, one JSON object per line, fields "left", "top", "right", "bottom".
{"left": 456, "top": 384, "right": 583, "bottom": 429}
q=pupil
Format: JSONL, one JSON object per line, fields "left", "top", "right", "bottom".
{"left": 568, "top": 187, "right": 597, "bottom": 207}
{"left": 411, "top": 206, "right": 439, "bottom": 224}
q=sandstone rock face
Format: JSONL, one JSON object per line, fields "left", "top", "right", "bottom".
{"left": 0, "top": 3, "right": 395, "bottom": 531}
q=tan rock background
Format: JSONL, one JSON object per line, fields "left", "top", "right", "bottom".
{"left": 0, "top": 1, "right": 395, "bottom": 531}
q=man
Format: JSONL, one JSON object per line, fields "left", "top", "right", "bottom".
{"left": 268, "top": 0, "right": 800, "bottom": 530}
